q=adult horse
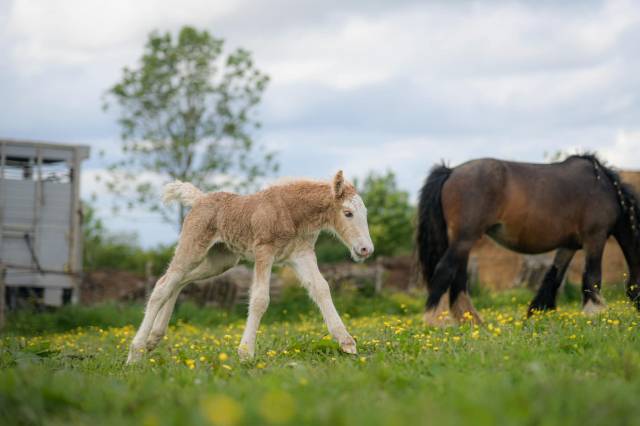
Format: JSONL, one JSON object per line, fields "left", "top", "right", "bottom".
{"left": 416, "top": 155, "right": 640, "bottom": 326}
{"left": 127, "top": 171, "right": 374, "bottom": 363}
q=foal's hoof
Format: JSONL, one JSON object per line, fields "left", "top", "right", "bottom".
{"left": 583, "top": 299, "right": 607, "bottom": 316}
{"left": 237, "top": 344, "right": 254, "bottom": 362}
{"left": 340, "top": 337, "right": 357, "bottom": 355}
{"left": 126, "top": 348, "right": 144, "bottom": 365}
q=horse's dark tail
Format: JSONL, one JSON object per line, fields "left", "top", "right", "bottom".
{"left": 416, "top": 164, "right": 453, "bottom": 290}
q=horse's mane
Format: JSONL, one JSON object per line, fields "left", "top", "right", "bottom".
{"left": 570, "top": 153, "right": 640, "bottom": 250}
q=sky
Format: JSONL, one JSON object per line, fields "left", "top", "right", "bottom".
{"left": 1, "top": 0, "right": 640, "bottom": 246}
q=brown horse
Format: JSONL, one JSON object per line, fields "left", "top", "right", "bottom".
{"left": 416, "top": 155, "right": 640, "bottom": 325}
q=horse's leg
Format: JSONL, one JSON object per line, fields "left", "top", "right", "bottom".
{"left": 527, "top": 249, "right": 576, "bottom": 316}
{"left": 238, "top": 248, "right": 274, "bottom": 361}
{"left": 449, "top": 248, "right": 482, "bottom": 324}
{"left": 424, "top": 240, "right": 474, "bottom": 327}
{"left": 127, "top": 212, "right": 216, "bottom": 364}
{"left": 613, "top": 229, "right": 640, "bottom": 310}
{"left": 290, "top": 250, "right": 356, "bottom": 354}
{"left": 145, "top": 245, "right": 240, "bottom": 352}
{"left": 582, "top": 236, "right": 607, "bottom": 315}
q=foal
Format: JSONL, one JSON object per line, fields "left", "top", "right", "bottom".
{"left": 127, "top": 171, "right": 374, "bottom": 363}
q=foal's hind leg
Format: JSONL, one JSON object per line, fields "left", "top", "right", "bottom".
{"left": 127, "top": 213, "right": 217, "bottom": 364}
{"left": 127, "top": 269, "right": 187, "bottom": 363}
{"left": 424, "top": 240, "right": 474, "bottom": 327}
{"left": 527, "top": 249, "right": 575, "bottom": 316}
{"left": 145, "top": 245, "right": 240, "bottom": 352}
{"left": 582, "top": 236, "right": 607, "bottom": 315}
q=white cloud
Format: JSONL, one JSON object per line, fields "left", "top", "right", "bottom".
{"left": 6, "top": 0, "right": 241, "bottom": 71}
{"left": 3, "top": 0, "right": 640, "bottom": 245}
{"left": 600, "top": 130, "right": 640, "bottom": 169}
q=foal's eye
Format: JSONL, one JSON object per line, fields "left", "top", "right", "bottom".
{"left": 344, "top": 211, "right": 354, "bottom": 218}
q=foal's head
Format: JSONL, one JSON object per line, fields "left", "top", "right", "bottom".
{"left": 329, "top": 171, "right": 374, "bottom": 262}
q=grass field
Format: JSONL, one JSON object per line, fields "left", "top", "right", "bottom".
{"left": 1, "top": 286, "right": 640, "bottom": 426}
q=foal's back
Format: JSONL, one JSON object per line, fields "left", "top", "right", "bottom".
{"left": 186, "top": 181, "right": 332, "bottom": 254}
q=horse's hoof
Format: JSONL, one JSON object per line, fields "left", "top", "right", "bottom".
{"left": 340, "top": 337, "right": 357, "bottom": 355}
{"left": 463, "top": 312, "right": 483, "bottom": 325}
{"left": 423, "top": 310, "right": 453, "bottom": 328}
{"left": 583, "top": 299, "right": 606, "bottom": 315}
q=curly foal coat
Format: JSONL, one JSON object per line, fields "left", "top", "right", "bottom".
{"left": 127, "top": 171, "right": 374, "bottom": 363}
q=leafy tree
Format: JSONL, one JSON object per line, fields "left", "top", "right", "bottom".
{"left": 544, "top": 149, "right": 571, "bottom": 162}
{"left": 103, "top": 26, "right": 277, "bottom": 226}
{"left": 357, "top": 171, "right": 415, "bottom": 257}
{"left": 82, "top": 202, "right": 174, "bottom": 275}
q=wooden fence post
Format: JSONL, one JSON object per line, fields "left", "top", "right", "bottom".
{"left": 375, "top": 256, "right": 384, "bottom": 294}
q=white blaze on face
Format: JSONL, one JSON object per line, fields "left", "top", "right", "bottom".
{"left": 340, "top": 194, "right": 375, "bottom": 261}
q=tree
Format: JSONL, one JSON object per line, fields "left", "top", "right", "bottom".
{"left": 357, "top": 171, "right": 415, "bottom": 257}
{"left": 82, "top": 202, "right": 174, "bottom": 275}
{"left": 103, "top": 26, "right": 277, "bottom": 226}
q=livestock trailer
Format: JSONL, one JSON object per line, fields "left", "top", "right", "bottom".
{"left": 0, "top": 139, "right": 90, "bottom": 307}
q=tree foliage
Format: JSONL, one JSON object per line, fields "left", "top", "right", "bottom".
{"left": 103, "top": 26, "right": 277, "bottom": 225}
{"left": 82, "top": 203, "right": 174, "bottom": 276}
{"left": 357, "top": 171, "right": 415, "bottom": 257}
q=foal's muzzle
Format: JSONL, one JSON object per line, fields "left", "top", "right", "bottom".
{"left": 352, "top": 244, "right": 374, "bottom": 261}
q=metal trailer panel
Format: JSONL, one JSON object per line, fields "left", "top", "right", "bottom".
{"left": 1, "top": 236, "right": 32, "bottom": 268}
{"left": 0, "top": 139, "right": 89, "bottom": 306}
{"left": 3, "top": 181, "right": 36, "bottom": 227}
{"left": 2, "top": 144, "right": 36, "bottom": 159}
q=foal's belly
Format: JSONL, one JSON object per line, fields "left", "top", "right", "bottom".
{"left": 485, "top": 223, "right": 581, "bottom": 254}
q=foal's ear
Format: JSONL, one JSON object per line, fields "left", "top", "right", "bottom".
{"left": 333, "top": 170, "right": 345, "bottom": 199}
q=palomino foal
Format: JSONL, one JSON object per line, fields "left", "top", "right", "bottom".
{"left": 127, "top": 171, "right": 374, "bottom": 363}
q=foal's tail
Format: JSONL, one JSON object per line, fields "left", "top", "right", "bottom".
{"left": 162, "top": 181, "right": 205, "bottom": 207}
{"left": 416, "top": 164, "right": 453, "bottom": 289}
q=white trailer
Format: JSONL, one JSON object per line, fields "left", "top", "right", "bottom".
{"left": 0, "top": 139, "right": 90, "bottom": 307}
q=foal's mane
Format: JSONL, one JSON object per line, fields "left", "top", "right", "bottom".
{"left": 266, "top": 177, "right": 330, "bottom": 188}
{"left": 571, "top": 153, "right": 640, "bottom": 250}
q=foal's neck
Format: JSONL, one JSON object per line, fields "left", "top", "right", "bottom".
{"left": 276, "top": 181, "right": 336, "bottom": 232}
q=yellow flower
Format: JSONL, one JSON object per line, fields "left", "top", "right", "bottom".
{"left": 267, "top": 350, "right": 277, "bottom": 358}
{"left": 259, "top": 391, "right": 296, "bottom": 424}
{"left": 218, "top": 352, "right": 229, "bottom": 362}
{"left": 201, "top": 394, "right": 243, "bottom": 426}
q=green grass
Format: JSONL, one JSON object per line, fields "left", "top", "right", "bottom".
{"left": 1, "top": 286, "right": 639, "bottom": 426}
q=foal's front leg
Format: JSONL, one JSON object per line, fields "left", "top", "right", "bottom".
{"left": 291, "top": 251, "right": 357, "bottom": 354}
{"left": 238, "top": 253, "right": 274, "bottom": 361}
